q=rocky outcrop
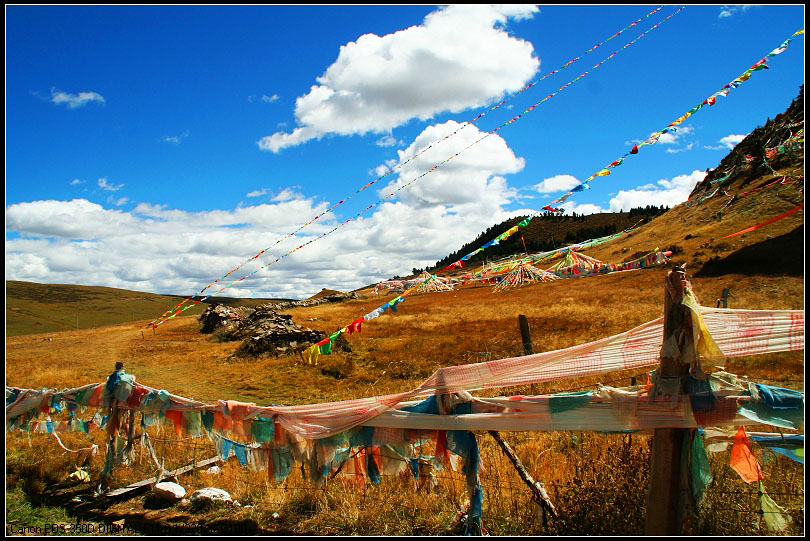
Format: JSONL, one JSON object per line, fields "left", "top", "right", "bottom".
{"left": 271, "top": 291, "right": 359, "bottom": 311}
{"left": 198, "top": 303, "right": 328, "bottom": 358}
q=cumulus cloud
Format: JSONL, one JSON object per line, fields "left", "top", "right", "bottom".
{"left": 379, "top": 120, "right": 524, "bottom": 210}
{"left": 705, "top": 133, "right": 746, "bottom": 151}
{"left": 531, "top": 174, "right": 581, "bottom": 194}
{"left": 271, "top": 188, "right": 303, "bottom": 202}
{"left": 718, "top": 5, "right": 752, "bottom": 19}
{"left": 376, "top": 135, "right": 400, "bottom": 148}
{"left": 6, "top": 121, "right": 531, "bottom": 300}
{"left": 657, "top": 125, "right": 693, "bottom": 145}
{"left": 49, "top": 87, "right": 105, "bottom": 109}
{"left": 665, "top": 142, "right": 695, "bottom": 154}
{"left": 5, "top": 196, "right": 340, "bottom": 299}
{"left": 607, "top": 170, "right": 706, "bottom": 212}
{"left": 258, "top": 4, "right": 540, "bottom": 152}
{"left": 97, "top": 177, "right": 124, "bottom": 192}
{"left": 558, "top": 201, "right": 608, "bottom": 215}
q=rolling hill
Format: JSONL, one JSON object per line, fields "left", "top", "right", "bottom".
{"left": 4, "top": 281, "right": 291, "bottom": 337}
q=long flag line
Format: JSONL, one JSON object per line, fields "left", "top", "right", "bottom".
{"left": 296, "top": 20, "right": 807, "bottom": 358}
{"left": 720, "top": 203, "right": 804, "bottom": 239}
{"left": 146, "top": 6, "right": 669, "bottom": 329}
{"left": 542, "top": 28, "right": 806, "bottom": 212}
{"left": 149, "top": 7, "right": 686, "bottom": 329}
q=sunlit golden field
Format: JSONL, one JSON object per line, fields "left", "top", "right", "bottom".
{"left": 5, "top": 166, "right": 805, "bottom": 535}
{"left": 6, "top": 263, "right": 804, "bottom": 535}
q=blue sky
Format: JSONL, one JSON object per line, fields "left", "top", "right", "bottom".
{"left": 5, "top": 5, "right": 805, "bottom": 300}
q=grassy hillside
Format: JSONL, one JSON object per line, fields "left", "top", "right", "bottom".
{"left": 4, "top": 281, "right": 288, "bottom": 337}
{"left": 5, "top": 261, "right": 804, "bottom": 535}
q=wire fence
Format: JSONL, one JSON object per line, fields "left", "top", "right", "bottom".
{"left": 10, "top": 413, "right": 800, "bottom": 536}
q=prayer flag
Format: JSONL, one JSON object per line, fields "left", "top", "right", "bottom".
{"left": 730, "top": 426, "right": 764, "bottom": 483}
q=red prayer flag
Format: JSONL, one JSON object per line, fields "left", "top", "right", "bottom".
{"left": 346, "top": 318, "right": 363, "bottom": 335}
{"left": 730, "top": 426, "right": 764, "bottom": 483}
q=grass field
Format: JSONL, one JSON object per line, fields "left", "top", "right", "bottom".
{"left": 5, "top": 165, "right": 804, "bottom": 535}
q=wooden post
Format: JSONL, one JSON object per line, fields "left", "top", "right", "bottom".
{"left": 518, "top": 315, "right": 533, "bottom": 356}
{"left": 488, "top": 431, "right": 557, "bottom": 524}
{"left": 99, "top": 362, "right": 126, "bottom": 491}
{"left": 628, "top": 376, "right": 637, "bottom": 447}
{"left": 518, "top": 315, "right": 539, "bottom": 395}
{"left": 644, "top": 267, "right": 693, "bottom": 535}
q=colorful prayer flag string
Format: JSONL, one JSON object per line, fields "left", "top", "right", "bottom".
{"left": 545, "top": 28, "right": 805, "bottom": 210}
{"left": 304, "top": 221, "right": 646, "bottom": 363}
{"left": 720, "top": 203, "right": 803, "bottom": 239}
{"left": 146, "top": 7, "right": 669, "bottom": 329}
{"left": 150, "top": 8, "right": 685, "bottom": 329}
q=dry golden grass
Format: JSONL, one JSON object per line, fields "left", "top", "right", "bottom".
{"left": 6, "top": 264, "right": 804, "bottom": 535}
{"left": 5, "top": 165, "right": 804, "bottom": 534}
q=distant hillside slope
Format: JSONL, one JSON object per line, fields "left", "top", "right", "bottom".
{"left": 5, "top": 281, "right": 290, "bottom": 337}
{"left": 429, "top": 85, "right": 803, "bottom": 279}
{"left": 431, "top": 207, "right": 663, "bottom": 271}
{"left": 690, "top": 85, "right": 804, "bottom": 198}
{"left": 563, "top": 86, "right": 805, "bottom": 278}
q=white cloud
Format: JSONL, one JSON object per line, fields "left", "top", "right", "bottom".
{"left": 705, "top": 133, "right": 746, "bottom": 151}
{"left": 246, "top": 188, "right": 269, "bottom": 198}
{"left": 657, "top": 125, "right": 693, "bottom": 145}
{"left": 262, "top": 94, "right": 280, "bottom": 103}
{"left": 271, "top": 188, "right": 303, "bottom": 202}
{"left": 558, "top": 202, "right": 608, "bottom": 215}
{"left": 97, "top": 177, "right": 124, "bottom": 192}
{"left": 608, "top": 170, "right": 707, "bottom": 212}
{"left": 718, "top": 5, "right": 752, "bottom": 19}
{"left": 161, "top": 130, "right": 190, "bottom": 145}
{"left": 665, "top": 142, "right": 695, "bottom": 154}
{"left": 70, "top": 178, "right": 85, "bottom": 185}
{"left": 6, "top": 199, "right": 138, "bottom": 239}
{"left": 532, "top": 174, "right": 581, "bottom": 194}
{"left": 379, "top": 120, "right": 524, "bottom": 210}
{"left": 376, "top": 135, "right": 400, "bottom": 148}
{"left": 6, "top": 121, "right": 531, "bottom": 300}
{"left": 258, "top": 4, "right": 540, "bottom": 152}
{"left": 49, "top": 87, "right": 105, "bottom": 109}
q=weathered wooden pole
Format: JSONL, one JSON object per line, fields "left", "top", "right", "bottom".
{"left": 518, "top": 315, "right": 533, "bottom": 356}
{"left": 99, "top": 362, "right": 126, "bottom": 491}
{"left": 644, "top": 266, "right": 693, "bottom": 535}
{"left": 488, "top": 431, "right": 557, "bottom": 523}
{"left": 518, "top": 315, "right": 539, "bottom": 396}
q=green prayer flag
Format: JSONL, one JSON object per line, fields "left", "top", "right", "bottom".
{"left": 201, "top": 411, "right": 214, "bottom": 432}
{"left": 690, "top": 432, "right": 713, "bottom": 505}
{"left": 549, "top": 391, "right": 593, "bottom": 414}
{"left": 251, "top": 418, "right": 275, "bottom": 443}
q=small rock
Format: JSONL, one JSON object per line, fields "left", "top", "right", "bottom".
{"left": 154, "top": 481, "right": 186, "bottom": 501}
{"left": 190, "top": 487, "right": 232, "bottom": 504}
{"left": 205, "top": 465, "right": 221, "bottom": 474}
